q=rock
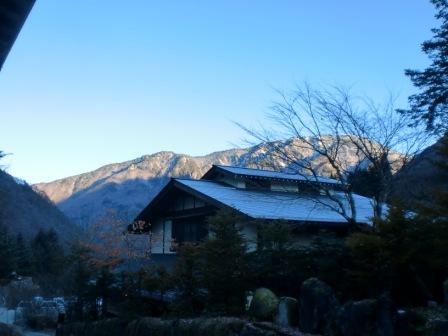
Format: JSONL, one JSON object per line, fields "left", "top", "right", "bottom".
{"left": 427, "top": 300, "right": 438, "bottom": 307}
{"left": 338, "top": 299, "right": 378, "bottom": 336}
{"left": 299, "top": 278, "right": 340, "bottom": 335}
{"left": 0, "top": 323, "right": 22, "bottom": 336}
{"left": 245, "top": 291, "right": 254, "bottom": 311}
{"left": 376, "top": 293, "right": 395, "bottom": 336}
{"left": 274, "top": 297, "right": 298, "bottom": 327}
{"left": 250, "top": 288, "right": 279, "bottom": 321}
{"left": 337, "top": 294, "right": 395, "bottom": 336}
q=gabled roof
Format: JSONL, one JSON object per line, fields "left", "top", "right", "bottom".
{"left": 202, "top": 165, "right": 341, "bottom": 185}
{"left": 135, "top": 178, "right": 374, "bottom": 225}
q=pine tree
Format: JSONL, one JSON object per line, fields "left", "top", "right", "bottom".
{"left": 15, "top": 233, "right": 32, "bottom": 276}
{"left": 200, "top": 210, "right": 247, "bottom": 314}
{"left": 31, "top": 229, "right": 66, "bottom": 292}
{"left": 399, "top": 0, "right": 448, "bottom": 133}
{"left": 347, "top": 202, "right": 448, "bottom": 305}
{"left": 171, "top": 243, "right": 203, "bottom": 315}
{"left": 94, "top": 268, "right": 116, "bottom": 317}
{"left": 64, "top": 242, "right": 95, "bottom": 321}
{"left": 0, "top": 226, "right": 16, "bottom": 279}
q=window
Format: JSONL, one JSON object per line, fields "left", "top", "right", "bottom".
{"left": 172, "top": 216, "right": 208, "bottom": 245}
{"left": 170, "top": 195, "right": 206, "bottom": 212}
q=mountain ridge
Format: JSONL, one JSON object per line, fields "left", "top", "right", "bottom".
{"left": 33, "top": 137, "right": 401, "bottom": 228}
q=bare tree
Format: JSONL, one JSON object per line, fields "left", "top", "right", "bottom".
{"left": 239, "top": 83, "right": 430, "bottom": 223}
{"left": 82, "top": 210, "right": 156, "bottom": 270}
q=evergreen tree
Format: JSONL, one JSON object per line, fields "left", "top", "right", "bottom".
{"left": 248, "top": 220, "right": 295, "bottom": 295}
{"left": 64, "top": 242, "right": 94, "bottom": 320}
{"left": 200, "top": 210, "right": 247, "bottom": 314}
{"left": 0, "top": 226, "right": 16, "bottom": 279}
{"left": 347, "top": 204, "right": 448, "bottom": 305}
{"left": 171, "top": 243, "right": 203, "bottom": 315}
{"left": 94, "top": 268, "right": 116, "bottom": 317}
{"left": 31, "top": 229, "right": 65, "bottom": 292}
{"left": 15, "top": 233, "right": 32, "bottom": 276}
{"left": 399, "top": 0, "right": 448, "bottom": 132}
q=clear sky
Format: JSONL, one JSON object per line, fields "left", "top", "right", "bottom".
{"left": 0, "top": 1, "right": 437, "bottom": 183}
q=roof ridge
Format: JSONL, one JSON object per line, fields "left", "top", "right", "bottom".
{"left": 215, "top": 164, "right": 295, "bottom": 174}
{"left": 215, "top": 165, "right": 339, "bottom": 183}
{"left": 173, "top": 177, "right": 205, "bottom": 181}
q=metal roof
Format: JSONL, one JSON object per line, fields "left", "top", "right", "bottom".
{"left": 175, "top": 178, "right": 374, "bottom": 225}
{"left": 207, "top": 165, "right": 341, "bottom": 185}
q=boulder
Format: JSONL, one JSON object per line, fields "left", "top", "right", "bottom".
{"left": 337, "top": 294, "right": 395, "bottom": 336}
{"left": 338, "top": 299, "right": 378, "bottom": 336}
{"left": 274, "top": 297, "right": 298, "bottom": 327}
{"left": 299, "top": 278, "right": 340, "bottom": 335}
{"left": 376, "top": 293, "right": 395, "bottom": 336}
{"left": 0, "top": 323, "right": 22, "bottom": 336}
{"left": 250, "top": 288, "right": 279, "bottom": 321}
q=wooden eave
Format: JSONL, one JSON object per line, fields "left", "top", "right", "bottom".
{"left": 0, "top": 0, "right": 36, "bottom": 70}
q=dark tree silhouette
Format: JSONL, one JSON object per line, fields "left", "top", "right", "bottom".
{"left": 15, "top": 233, "right": 32, "bottom": 276}
{"left": 201, "top": 210, "right": 247, "bottom": 314}
{"left": 0, "top": 226, "right": 16, "bottom": 279}
{"left": 399, "top": 0, "right": 448, "bottom": 133}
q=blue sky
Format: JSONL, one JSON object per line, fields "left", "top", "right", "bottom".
{"left": 0, "top": 1, "right": 436, "bottom": 183}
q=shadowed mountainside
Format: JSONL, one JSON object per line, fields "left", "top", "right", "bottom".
{"left": 0, "top": 169, "right": 80, "bottom": 242}
{"left": 392, "top": 136, "right": 448, "bottom": 206}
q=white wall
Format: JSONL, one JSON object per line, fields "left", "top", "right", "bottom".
{"left": 150, "top": 219, "right": 175, "bottom": 254}
{"left": 216, "top": 176, "right": 246, "bottom": 188}
{"left": 240, "top": 221, "right": 258, "bottom": 252}
{"left": 271, "top": 182, "right": 299, "bottom": 193}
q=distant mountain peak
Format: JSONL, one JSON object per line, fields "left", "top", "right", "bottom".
{"left": 33, "top": 137, "right": 395, "bottom": 227}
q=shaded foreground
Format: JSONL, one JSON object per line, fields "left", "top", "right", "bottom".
{"left": 56, "top": 317, "right": 307, "bottom": 336}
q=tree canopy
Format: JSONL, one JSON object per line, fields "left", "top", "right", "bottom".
{"left": 399, "top": 0, "right": 448, "bottom": 133}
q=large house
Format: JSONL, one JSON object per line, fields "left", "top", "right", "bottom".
{"left": 130, "top": 165, "right": 375, "bottom": 255}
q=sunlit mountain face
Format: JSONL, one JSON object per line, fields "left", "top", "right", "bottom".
{"left": 34, "top": 136, "right": 403, "bottom": 228}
